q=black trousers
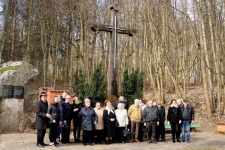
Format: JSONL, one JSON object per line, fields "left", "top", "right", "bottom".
{"left": 49, "top": 123, "right": 58, "bottom": 143}
{"left": 73, "top": 118, "right": 81, "bottom": 140}
{"left": 61, "top": 119, "right": 71, "bottom": 143}
{"left": 116, "top": 127, "right": 125, "bottom": 142}
{"left": 171, "top": 123, "right": 179, "bottom": 141}
{"left": 138, "top": 123, "right": 144, "bottom": 141}
{"left": 37, "top": 129, "right": 46, "bottom": 145}
{"left": 83, "top": 130, "right": 93, "bottom": 144}
{"left": 146, "top": 123, "right": 156, "bottom": 141}
{"left": 156, "top": 121, "right": 165, "bottom": 140}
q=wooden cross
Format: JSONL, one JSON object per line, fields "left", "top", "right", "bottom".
{"left": 91, "top": 1, "right": 137, "bottom": 97}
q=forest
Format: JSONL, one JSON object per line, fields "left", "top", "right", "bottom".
{"left": 0, "top": 0, "right": 225, "bottom": 120}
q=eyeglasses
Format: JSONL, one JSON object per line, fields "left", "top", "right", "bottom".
{"left": 67, "top": 98, "right": 71, "bottom": 99}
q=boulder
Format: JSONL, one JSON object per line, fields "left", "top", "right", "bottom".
{"left": 0, "top": 61, "right": 39, "bottom": 133}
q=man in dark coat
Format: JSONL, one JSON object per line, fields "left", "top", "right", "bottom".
{"left": 114, "top": 94, "right": 128, "bottom": 110}
{"left": 61, "top": 94, "right": 73, "bottom": 143}
{"left": 78, "top": 99, "right": 98, "bottom": 146}
{"left": 155, "top": 101, "right": 166, "bottom": 142}
{"left": 35, "top": 92, "right": 50, "bottom": 148}
{"left": 180, "top": 99, "right": 194, "bottom": 143}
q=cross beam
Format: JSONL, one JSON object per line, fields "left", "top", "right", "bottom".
{"left": 91, "top": 1, "right": 137, "bottom": 97}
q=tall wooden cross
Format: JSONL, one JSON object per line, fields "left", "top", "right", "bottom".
{"left": 91, "top": 1, "right": 137, "bottom": 98}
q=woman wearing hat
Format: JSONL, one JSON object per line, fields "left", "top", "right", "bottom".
{"left": 115, "top": 103, "right": 129, "bottom": 143}
{"left": 103, "top": 100, "right": 116, "bottom": 144}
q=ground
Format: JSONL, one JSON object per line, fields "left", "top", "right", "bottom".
{"left": 0, "top": 132, "right": 225, "bottom": 150}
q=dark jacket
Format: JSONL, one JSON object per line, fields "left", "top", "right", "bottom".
{"left": 114, "top": 99, "right": 128, "bottom": 110}
{"left": 60, "top": 96, "right": 65, "bottom": 102}
{"left": 35, "top": 100, "right": 49, "bottom": 129}
{"left": 103, "top": 109, "right": 116, "bottom": 137}
{"left": 158, "top": 106, "right": 166, "bottom": 122}
{"left": 180, "top": 105, "right": 195, "bottom": 123}
{"left": 78, "top": 107, "right": 98, "bottom": 131}
{"left": 72, "top": 101, "right": 83, "bottom": 120}
{"left": 47, "top": 103, "right": 61, "bottom": 123}
{"left": 167, "top": 105, "right": 181, "bottom": 123}
{"left": 62, "top": 101, "right": 73, "bottom": 121}
{"left": 143, "top": 106, "right": 159, "bottom": 123}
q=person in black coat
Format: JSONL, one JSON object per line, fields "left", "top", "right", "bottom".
{"left": 47, "top": 96, "right": 61, "bottom": 147}
{"left": 78, "top": 99, "right": 98, "bottom": 146}
{"left": 167, "top": 99, "right": 182, "bottom": 143}
{"left": 114, "top": 94, "right": 129, "bottom": 110}
{"left": 155, "top": 101, "right": 166, "bottom": 142}
{"left": 72, "top": 96, "right": 83, "bottom": 142}
{"left": 35, "top": 92, "right": 50, "bottom": 148}
{"left": 103, "top": 100, "right": 116, "bottom": 145}
{"left": 61, "top": 94, "right": 73, "bottom": 144}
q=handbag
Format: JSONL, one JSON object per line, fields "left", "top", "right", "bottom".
{"left": 123, "top": 127, "right": 130, "bottom": 137}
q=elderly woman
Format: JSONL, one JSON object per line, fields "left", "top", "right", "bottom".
{"left": 103, "top": 100, "right": 116, "bottom": 144}
{"left": 115, "top": 103, "right": 128, "bottom": 143}
{"left": 94, "top": 102, "right": 104, "bottom": 144}
{"left": 78, "top": 99, "right": 98, "bottom": 146}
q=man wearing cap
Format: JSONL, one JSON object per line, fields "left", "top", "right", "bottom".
{"left": 180, "top": 99, "right": 195, "bottom": 143}
{"left": 35, "top": 92, "right": 50, "bottom": 148}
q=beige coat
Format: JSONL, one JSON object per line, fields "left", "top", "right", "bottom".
{"left": 128, "top": 104, "right": 142, "bottom": 122}
{"left": 94, "top": 107, "right": 104, "bottom": 130}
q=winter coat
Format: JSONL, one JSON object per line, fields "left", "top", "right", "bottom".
{"left": 180, "top": 105, "right": 195, "bottom": 123}
{"left": 103, "top": 109, "right": 116, "bottom": 137}
{"left": 72, "top": 101, "right": 83, "bottom": 121}
{"left": 167, "top": 105, "right": 181, "bottom": 123}
{"left": 143, "top": 106, "right": 159, "bottom": 123}
{"left": 94, "top": 107, "right": 104, "bottom": 130}
{"left": 115, "top": 109, "right": 129, "bottom": 127}
{"left": 35, "top": 100, "right": 49, "bottom": 129}
{"left": 128, "top": 104, "right": 142, "bottom": 122}
{"left": 158, "top": 106, "right": 166, "bottom": 122}
{"left": 62, "top": 101, "right": 73, "bottom": 121}
{"left": 47, "top": 103, "right": 61, "bottom": 123}
{"left": 78, "top": 107, "right": 98, "bottom": 131}
{"left": 114, "top": 99, "right": 129, "bottom": 110}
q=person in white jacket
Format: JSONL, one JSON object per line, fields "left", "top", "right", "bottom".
{"left": 115, "top": 103, "right": 129, "bottom": 143}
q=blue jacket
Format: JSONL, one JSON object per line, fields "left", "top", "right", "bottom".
{"left": 78, "top": 107, "right": 98, "bottom": 131}
{"left": 61, "top": 101, "right": 73, "bottom": 121}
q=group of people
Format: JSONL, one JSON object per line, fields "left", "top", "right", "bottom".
{"left": 35, "top": 91, "right": 195, "bottom": 148}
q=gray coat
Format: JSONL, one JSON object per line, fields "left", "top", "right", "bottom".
{"left": 78, "top": 107, "right": 98, "bottom": 131}
{"left": 35, "top": 100, "right": 49, "bottom": 129}
{"left": 143, "top": 106, "right": 159, "bottom": 123}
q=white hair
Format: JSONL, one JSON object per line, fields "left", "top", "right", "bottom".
{"left": 84, "top": 98, "right": 90, "bottom": 103}
{"left": 134, "top": 99, "right": 139, "bottom": 103}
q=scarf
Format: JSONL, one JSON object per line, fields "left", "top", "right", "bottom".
{"left": 105, "top": 106, "right": 114, "bottom": 115}
{"left": 170, "top": 103, "right": 178, "bottom": 108}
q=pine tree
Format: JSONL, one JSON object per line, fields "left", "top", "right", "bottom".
{"left": 121, "top": 69, "right": 143, "bottom": 104}
{"left": 89, "top": 63, "right": 107, "bottom": 104}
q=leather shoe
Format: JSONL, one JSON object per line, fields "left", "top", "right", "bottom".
{"left": 42, "top": 143, "right": 48, "bottom": 146}
{"left": 37, "top": 144, "right": 44, "bottom": 148}
{"left": 89, "top": 143, "right": 93, "bottom": 146}
{"left": 83, "top": 143, "right": 87, "bottom": 146}
{"left": 177, "top": 139, "right": 181, "bottom": 142}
